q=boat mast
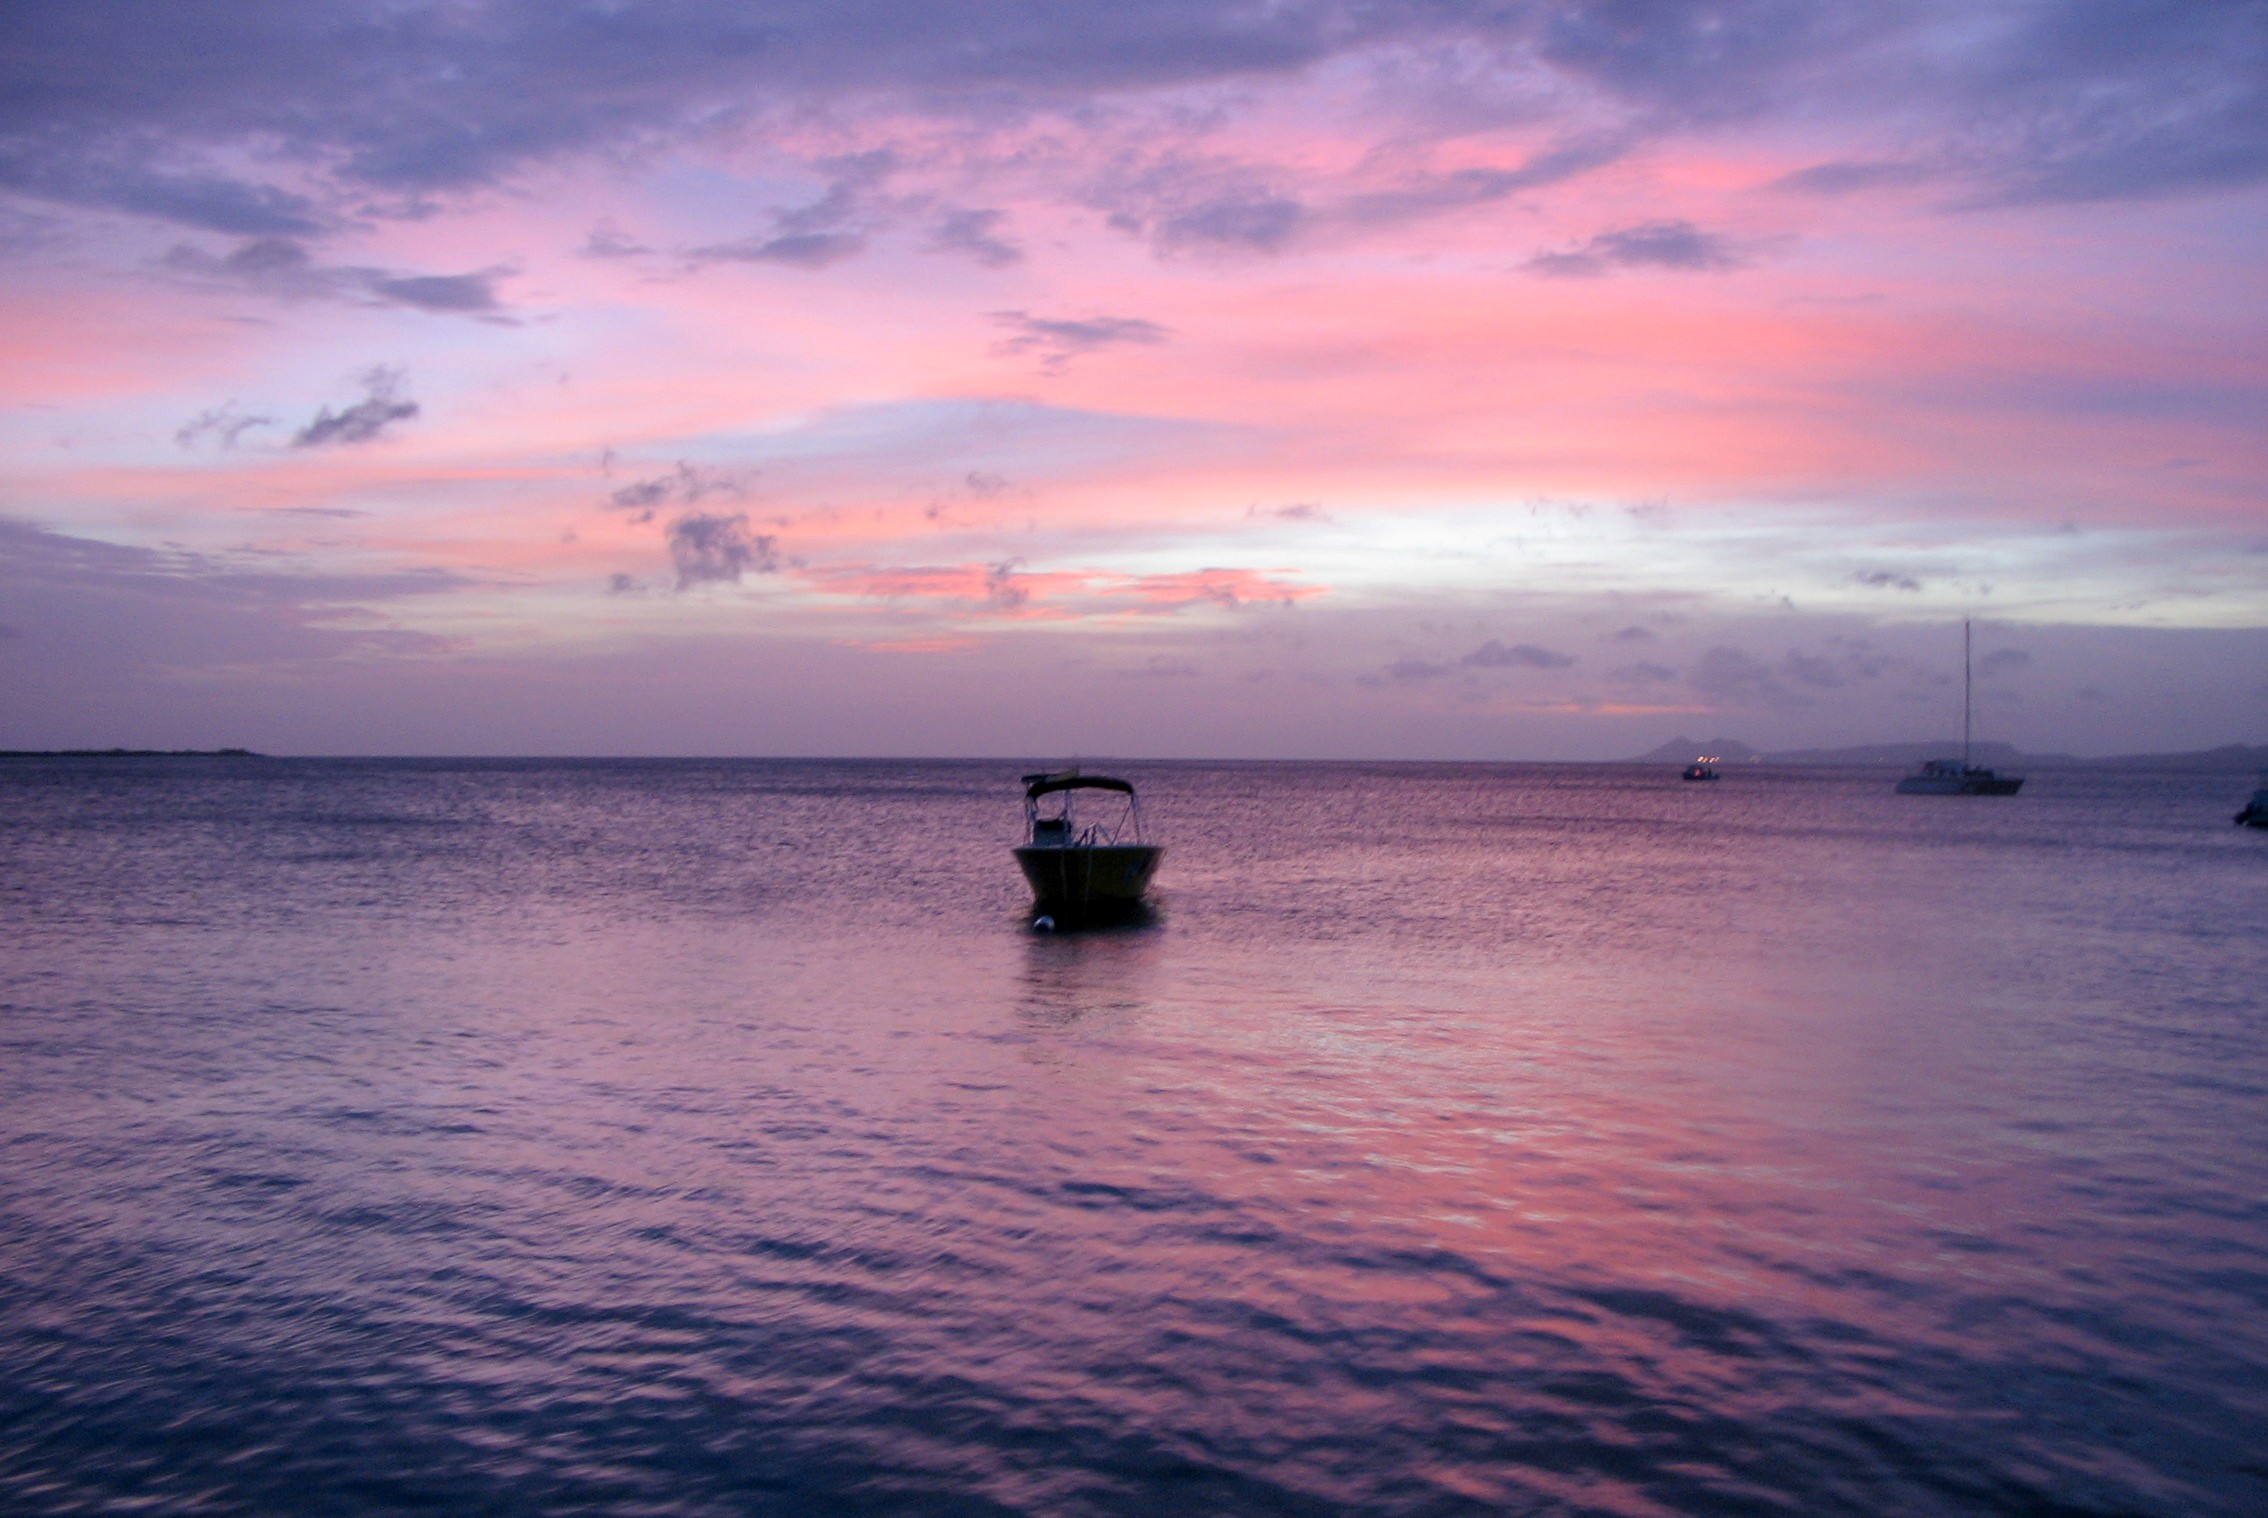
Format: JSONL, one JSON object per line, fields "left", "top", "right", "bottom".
{"left": 1962, "top": 618, "right": 1972, "bottom": 768}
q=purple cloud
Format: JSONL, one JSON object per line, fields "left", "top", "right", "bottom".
{"left": 161, "top": 236, "right": 507, "bottom": 314}
{"left": 991, "top": 311, "right": 1170, "bottom": 372}
{"left": 1528, "top": 220, "right": 1750, "bottom": 278}
{"left": 666, "top": 513, "right": 777, "bottom": 590}
{"left": 292, "top": 368, "right": 419, "bottom": 448}
{"left": 1, "top": 1, "right": 2258, "bottom": 271}
{"left": 928, "top": 208, "right": 1022, "bottom": 268}
{"left": 692, "top": 231, "right": 866, "bottom": 269}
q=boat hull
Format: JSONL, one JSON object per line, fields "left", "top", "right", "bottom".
{"left": 2237, "top": 793, "right": 2268, "bottom": 827}
{"left": 1896, "top": 773, "right": 2023, "bottom": 795}
{"left": 1014, "top": 844, "right": 1162, "bottom": 913}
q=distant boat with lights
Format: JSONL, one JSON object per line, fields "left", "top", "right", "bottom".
{"left": 1015, "top": 770, "right": 1162, "bottom": 919}
{"left": 1897, "top": 621, "right": 2023, "bottom": 796}
{"left": 1681, "top": 756, "right": 1721, "bottom": 781}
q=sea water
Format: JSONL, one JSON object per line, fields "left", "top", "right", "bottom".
{"left": 2, "top": 757, "right": 2263, "bottom": 1515}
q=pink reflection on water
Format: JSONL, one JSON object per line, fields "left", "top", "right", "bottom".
{"left": 3, "top": 761, "right": 2260, "bottom": 1513}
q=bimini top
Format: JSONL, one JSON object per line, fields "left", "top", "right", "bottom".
{"left": 1022, "top": 770, "right": 1136, "bottom": 799}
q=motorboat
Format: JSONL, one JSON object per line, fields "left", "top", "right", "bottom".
{"left": 1681, "top": 756, "right": 1720, "bottom": 781}
{"left": 2236, "top": 771, "right": 2268, "bottom": 828}
{"left": 1896, "top": 620, "right": 2024, "bottom": 796}
{"left": 1014, "top": 769, "right": 1162, "bottom": 918}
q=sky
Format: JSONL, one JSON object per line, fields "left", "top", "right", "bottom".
{"left": 1, "top": 0, "right": 2263, "bottom": 758}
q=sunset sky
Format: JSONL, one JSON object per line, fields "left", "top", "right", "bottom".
{"left": 2, "top": 0, "right": 2263, "bottom": 757}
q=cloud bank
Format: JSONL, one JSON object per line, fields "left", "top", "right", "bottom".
{"left": 2, "top": 4, "right": 2263, "bottom": 757}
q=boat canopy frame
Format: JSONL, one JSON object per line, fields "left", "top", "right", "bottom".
{"left": 1023, "top": 772, "right": 1134, "bottom": 800}
{"left": 1020, "top": 769, "right": 1146, "bottom": 847}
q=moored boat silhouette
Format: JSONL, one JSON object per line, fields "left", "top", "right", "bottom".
{"left": 1897, "top": 621, "right": 2023, "bottom": 796}
{"left": 1014, "top": 769, "right": 1162, "bottom": 919}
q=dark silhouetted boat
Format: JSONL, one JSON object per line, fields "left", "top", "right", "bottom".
{"left": 2236, "top": 771, "right": 2268, "bottom": 828}
{"left": 1015, "top": 770, "right": 1161, "bottom": 919}
{"left": 1681, "top": 756, "right": 1720, "bottom": 781}
{"left": 1897, "top": 621, "right": 2023, "bottom": 796}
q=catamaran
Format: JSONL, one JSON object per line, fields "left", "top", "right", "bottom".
{"left": 1896, "top": 620, "right": 2023, "bottom": 796}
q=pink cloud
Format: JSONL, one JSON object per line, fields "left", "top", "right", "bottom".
{"left": 800, "top": 562, "right": 1322, "bottom": 621}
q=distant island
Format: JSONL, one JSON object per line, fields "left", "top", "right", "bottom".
{"left": 1630, "top": 737, "right": 2268, "bottom": 772}
{"left": 0, "top": 748, "right": 263, "bottom": 758}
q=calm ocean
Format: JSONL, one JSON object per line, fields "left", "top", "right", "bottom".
{"left": 2, "top": 757, "right": 2263, "bottom": 1516}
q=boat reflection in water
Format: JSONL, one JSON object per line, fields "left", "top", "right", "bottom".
{"left": 1014, "top": 769, "right": 1163, "bottom": 925}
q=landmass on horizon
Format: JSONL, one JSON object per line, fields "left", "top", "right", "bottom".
{"left": 0, "top": 748, "right": 261, "bottom": 759}
{"left": 1630, "top": 738, "right": 2268, "bottom": 772}
{"left": 8, "top": 743, "right": 2264, "bottom": 771}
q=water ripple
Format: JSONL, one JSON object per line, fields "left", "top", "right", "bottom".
{"left": 2, "top": 758, "right": 2264, "bottom": 1514}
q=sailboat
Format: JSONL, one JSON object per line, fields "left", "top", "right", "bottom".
{"left": 1895, "top": 620, "right": 2024, "bottom": 796}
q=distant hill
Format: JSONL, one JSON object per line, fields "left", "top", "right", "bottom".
{"left": 1625, "top": 738, "right": 2267, "bottom": 770}
{"left": 1760, "top": 739, "right": 2073, "bottom": 767}
{"left": 2080, "top": 743, "right": 2268, "bottom": 772}
{"left": 0, "top": 748, "right": 261, "bottom": 758}
{"left": 1627, "top": 736, "right": 1760, "bottom": 765}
